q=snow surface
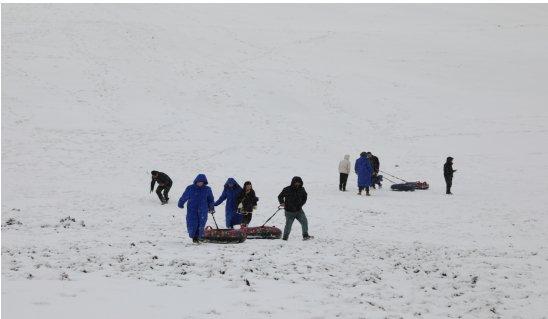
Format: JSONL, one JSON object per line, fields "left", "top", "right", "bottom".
{"left": 2, "top": 4, "right": 548, "bottom": 318}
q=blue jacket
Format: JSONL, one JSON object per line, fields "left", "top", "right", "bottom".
{"left": 214, "top": 178, "right": 243, "bottom": 228}
{"left": 178, "top": 174, "right": 215, "bottom": 238}
{"left": 355, "top": 156, "right": 373, "bottom": 187}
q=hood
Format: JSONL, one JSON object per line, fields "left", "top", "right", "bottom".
{"left": 344, "top": 155, "right": 350, "bottom": 160}
{"left": 291, "top": 176, "right": 304, "bottom": 187}
{"left": 193, "top": 174, "right": 208, "bottom": 185}
{"left": 446, "top": 157, "right": 453, "bottom": 163}
{"left": 224, "top": 177, "right": 241, "bottom": 189}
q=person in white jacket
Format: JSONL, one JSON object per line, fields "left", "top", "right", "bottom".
{"left": 338, "top": 155, "right": 351, "bottom": 191}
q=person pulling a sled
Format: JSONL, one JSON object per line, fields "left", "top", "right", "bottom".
{"left": 150, "top": 170, "right": 172, "bottom": 204}
{"left": 278, "top": 176, "right": 313, "bottom": 241}
{"left": 237, "top": 181, "right": 259, "bottom": 227}
{"left": 444, "top": 157, "right": 457, "bottom": 195}
{"left": 213, "top": 178, "right": 243, "bottom": 228}
{"left": 178, "top": 174, "right": 215, "bottom": 243}
{"left": 338, "top": 155, "right": 351, "bottom": 191}
{"left": 367, "top": 152, "right": 381, "bottom": 189}
{"left": 355, "top": 152, "right": 373, "bottom": 196}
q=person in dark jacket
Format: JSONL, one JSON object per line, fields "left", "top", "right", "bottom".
{"left": 355, "top": 152, "right": 373, "bottom": 196}
{"left": 150, "top": 170, "right": 173, "bottom": 204}
{"left": 237, "top": 181, "right": 259, "bottom": 226}
{"left": 278, "top": 176, "right": 313, "bottom": 241}
{"left": 367, "top": 152, "right": 381, "bottom": 189}
{"left": 214, "top": 178, "right": 243, "bottom": 228}
{"left": 178, "top": 174, "right": 215, "bottom": 243}
{"left": 444, "top": 157, "right": 457, "bottom": 195}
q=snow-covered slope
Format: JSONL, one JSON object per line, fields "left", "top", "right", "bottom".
{"left": 2, "top": 4, "right": 548, "bottom": 318}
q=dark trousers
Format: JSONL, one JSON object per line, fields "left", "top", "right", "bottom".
{"left": 156, "top": 183, "right": 172, "bottom": 202}
{"left": 358, "top": 186, "right": 370, "bottom": 194}
{"left": 339, "top": 173, "right": 349, "bottom": 191}
{"left": 445, "top": 176, "right": 452, "bottom": 194}
{"left": 241, "top": 213, "right": 252, "bottom": 226}
{"left": 283, "top": 210, "right": 309, "bottom": 240}
{"left": 371, "top": 174, "right": 382, "bottom": 188}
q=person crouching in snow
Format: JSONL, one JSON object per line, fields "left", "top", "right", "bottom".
{"left": 213, "top": 178, "right": 243, "bottom": 228}
{"left": 355, "top": 152, "right": 373, "bottom": 196}
{"left": 150, "top": 170, "right": 172, "bottom": 204}
{"left": 237, "top": 181, "right": 259, "bottom": 227}
{"left": 178, "top": 174, "right": 215, "bottom": 243}
{"left": 278, "top": 176, "right": 313, "bottom": 241}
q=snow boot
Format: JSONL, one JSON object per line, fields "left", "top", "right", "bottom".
{"left": 303, "top": 235, "right": 314, "bottom": 241}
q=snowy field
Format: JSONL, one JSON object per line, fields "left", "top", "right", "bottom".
{"left": 2, "top": 4, "right": 548, "bottom": 318}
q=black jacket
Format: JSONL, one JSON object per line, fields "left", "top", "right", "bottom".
{"left": 369, "top": 156, "right": 380, "bottom": 173}
{"left": 444, "top": 162, "right": 455, "bottom": 178}
{"left": 151, "top": 172, "right": 172, "bottom": 191}
{"left": 278, "top": 176, "right": 308, "bottom": 213}
{"left": 237, "top": 189, "right": 259, "bottom": 213}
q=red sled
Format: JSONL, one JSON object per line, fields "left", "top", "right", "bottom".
{"left": 238, "top": 206, "right": 284, "bottom": 239}
{"left": 204, "top": 226, "right": 246, "bottom": 243}
{"left": 412, "top": 181, "right": 430, "bottom": 190}
{"left": 241, "top": 225, "right": 282, "bottom": 239}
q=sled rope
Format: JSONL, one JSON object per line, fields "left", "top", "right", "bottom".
{"left": 379, "top": 170, "right": 407, "bottom": 183}
{"left": 383, "top": 175, "right": 397, "bottom": 184}
{"left": 261, "top": 206, "right": 284, "bottom": 227}
{"left": 210, "top": 212, "right": 220, "bottom": 229}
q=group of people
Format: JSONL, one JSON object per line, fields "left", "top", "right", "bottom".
{"left": 338, "top": 151, "right": 381, "bottom": 196}
{"left": 150, "top": 154, "right": 457, "bottom": 244}
{"left": 338, "top": 153, "right": 457, "bottom": 195}
{"left": 150, "top": 171, "right": 312, "bottom": 243}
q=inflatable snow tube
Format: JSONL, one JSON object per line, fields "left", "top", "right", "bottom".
{"left": 241, "top": 226, "right": 282, "bottom": 239}
{"left": 413, "top": 181, "right": 429, "bottom": 190}
{"left": 204, "top": 226, "right": 247, "bottom": 243}
{"left": 402, "top": 181, "right": 429, "bottom": 190}
{"left": 391, "top": 183, "right": 415, "bottom": 192}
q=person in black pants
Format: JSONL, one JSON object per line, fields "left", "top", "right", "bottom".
{"left": 237, "top": 181, "right": 259, "bottom": 226}
{"left": 367, "top": 152, "right": 381, "bottom": 189}
{"left": 278, "top": 176, "right": 313, "bottom": 241}
{"left": 338, "top": 155, "right": 351, "bottom": 191}
{"left": 443, "top": 157, "right": 457, "bottom": 195}
{"left": 150, "top": 170, "right": 172, "bottom": 204}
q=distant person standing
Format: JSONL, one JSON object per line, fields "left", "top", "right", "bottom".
{"left": 150, "top": 170, "right": 172, "bottom": 204}
{"left": 278, "top": 176, "right": 313, "bottom": 241}
{"left": 355, "top": 152, "right": 373, "bottom": 196}
{"left": 367, "top": 152, "right": 381, "bottom": 189}
{"left": 338, "top": 155, "right": 351, "bottom": 191}
{"left": 444, "top": 157, "right": 457, "bottom": 195}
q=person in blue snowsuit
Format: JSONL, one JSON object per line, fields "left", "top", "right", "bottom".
{"left": 355, "top": 152, "right": 373, "bottom": 196}
{"left": 214, "top": 178, "right": 243, "bottom": 228}
{"left": 178, "top": 174, "right": 215, "bottom": 243}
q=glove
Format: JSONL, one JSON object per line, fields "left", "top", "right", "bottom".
{"left": 209, "top": 209, "right": 215, "bottom": 214}
{"left": 279, "top": 203, "right": 285, "bottom": 208}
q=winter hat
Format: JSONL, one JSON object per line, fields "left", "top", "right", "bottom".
{"left": 447, "top": 157, "right": 453, "bottom": 161}
{"left": 360, "top": 152, "right": 367, "bottom": 157}
{"left": 151, "top": 170, "right": 159, "bottom": 175}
